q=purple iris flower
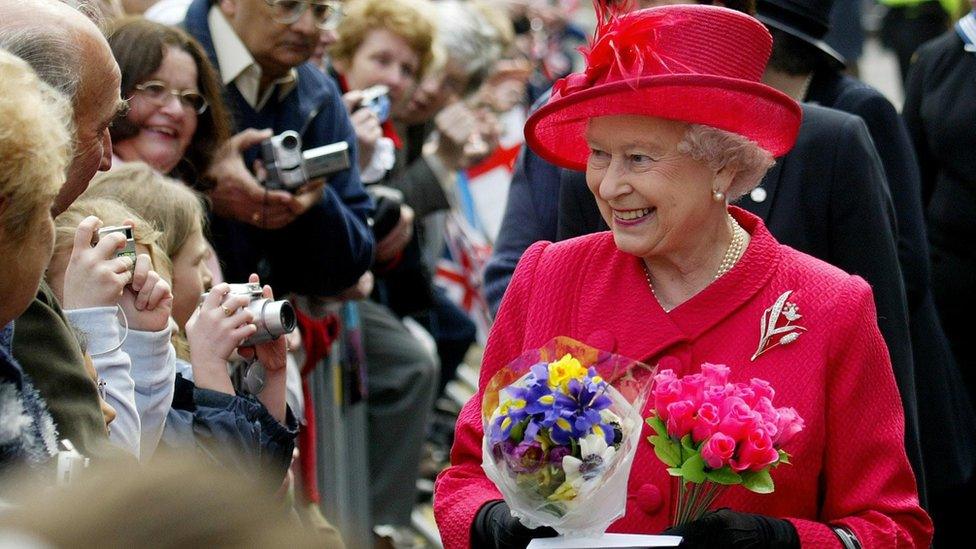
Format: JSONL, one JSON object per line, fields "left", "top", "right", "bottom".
{"left": 505, "top": 441, "right": 546, "bottom": 474}
{"left": 553, "top": 372, "right": 616, "bottom": 445}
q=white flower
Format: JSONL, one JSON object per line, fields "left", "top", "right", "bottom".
{"left": 562, "top": 433, "right": 617, "bottom": 485}
{"left": 599, "top": 408, "right": 622, "bottom": 425}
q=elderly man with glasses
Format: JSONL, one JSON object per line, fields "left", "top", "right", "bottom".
{"left": 173, "top": 0, "right": 374, "bottom": 299}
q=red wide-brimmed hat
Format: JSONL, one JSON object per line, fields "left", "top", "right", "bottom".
{"left": 525, "top": 5, "right": 802, "bottom": 172}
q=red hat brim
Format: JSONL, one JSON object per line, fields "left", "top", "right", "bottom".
{"left": 525, "top": 74, "right": 803, "bottom": 172}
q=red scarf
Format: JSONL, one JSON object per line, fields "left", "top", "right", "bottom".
{"left": 294, "top": 307, "right": 340, "bottom": 504}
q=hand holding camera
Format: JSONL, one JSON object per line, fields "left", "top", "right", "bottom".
{"left": 185, "top": 282, "right": 257, "bottom": 395}
{"left": 206, "top": 128, "right": 297, "bottom": 229}
{"left": 62, "top": 216, "right": 137, "bottom": 310}
{"left": 118, "top": 259, "right": 174, "bottom": 333}
{"left": 234, "top": 274, "right": 290, "bottom": 374}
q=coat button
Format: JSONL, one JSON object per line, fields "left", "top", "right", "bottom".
{"left": 750, "top": 187, "right": 767, "bottom": 203}
{"left": 634, "top": 483, "right": 663, "bottom": 514}
{"left": 586, "top": 330, "right": 617, "bottom": 353}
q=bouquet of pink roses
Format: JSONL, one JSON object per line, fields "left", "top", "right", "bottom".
{"left": 482, "top": 337, "right": 654, "bottom": 536}
{"left": 646, "top": 363, "right": 804, "bottom": 526}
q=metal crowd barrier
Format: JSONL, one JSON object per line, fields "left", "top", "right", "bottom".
{"left": 311, "top": 301, "right": 373, "bottom": 549}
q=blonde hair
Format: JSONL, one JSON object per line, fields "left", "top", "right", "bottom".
{"left": 0, "top": 49, "right": 73, "bottom": 241}
{"left": 85, "top": 162, "right": 207, "bottom": 267}
{"left": 53, "top": 197, "right": 168, "bottom": 280}
{"left": 330, "top": 0, "right": 437, "bottom": 77}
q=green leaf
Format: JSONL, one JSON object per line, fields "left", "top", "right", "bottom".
{"left": 704, "top": 467, "right": 742, "bottom": 485}
{"left": 680, "top": 453, "right": 706, "bottom": 483}
{"left": 646, "top": 416, "right": 668, "bottom": 438}
{"left": 667, "top": 467, "right": 683, "bottom": 477}
{"left": 679, "top": 435, "right": 699, "bottom": 462}
{"left": 777, "top": 450, "right": 792, "bottom": 465}
{"left": 741, "top": 469, "right": 775, "bottom": 494}
{"left": 649, "top": 435, "right": 682, "bottom": 468}
{"left": 509, "top": 419, "right": 527, "bottom": 442}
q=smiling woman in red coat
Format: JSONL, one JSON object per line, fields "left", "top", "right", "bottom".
{"left": 433, "top": 4, "right": 932, "bottom": 549}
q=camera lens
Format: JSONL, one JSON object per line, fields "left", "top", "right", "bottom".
{"left": 281, "top": 134, "right": 299, "bottom": 150}
{"left": 279, "top": 301, "right": 296, "bottom": 333}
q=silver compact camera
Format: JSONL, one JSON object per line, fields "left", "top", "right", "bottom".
{"left": 95, "top": 225, "right": 136, "bottom": 261}
{"left": 201, "top": 283, "right": 297, "bottom": 346}
{"left": 260, "top": 130, "right": 351, "bottom": 192}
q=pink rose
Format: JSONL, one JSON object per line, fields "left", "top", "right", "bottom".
{"left": 753, "top": 397, "right": 780, "bottom": 439}
{"left": 704, "top": 383, "right": 734, "bottom": 408}
{"left": 773, "top": 407, "right": 804, "bottom": 446}
{"left": 730, "top": 430, "right": 780, "bottom": 472}
{"left": 701, "top": 432, "right": 737, "bottom": 469}
{"left": 701, "top": 363, "right": 730, "bottom": 386}
{"left": 749, "top": 378, "right": 775, "bottom": 402}
{"left": 692, "top": 402, "right": 720, "bottom": 442}
{"left": 732, "top": 383, "right": 758, "bottom": 407}
{"left": 718, "top": 400, "right": 763, "bottom": 441}
{"left": 652, "top": 370, "right": 682, "bottom": 421}
{"left": 679, "top": 373, "right": 706, "bottom": 407}
{"left": 666, "top": 400, "right": 697, "bottom": 438}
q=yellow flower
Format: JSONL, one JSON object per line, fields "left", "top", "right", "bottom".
{"left": 548, "top": 480, "right": 579, "bottom": 502}
{"left": 548, "top": 354, "right": 588, "bottom": 390}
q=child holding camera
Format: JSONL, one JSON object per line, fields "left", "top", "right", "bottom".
{"left": 48, "top": 199, "right": 176, "bottom": 462}
{"left": 83, "top": 163, "right": 296, "bottom": 481}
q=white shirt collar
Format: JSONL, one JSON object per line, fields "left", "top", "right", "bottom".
{"left": 208, "top": 5, "right": 298, "bottom": 109}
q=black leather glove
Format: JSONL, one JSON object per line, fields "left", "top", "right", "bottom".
{"left": 663, "top": 508, "right": 800, "bottom": 549}
{"left": 471, "top": 500, "right": 558, "bottom": 549}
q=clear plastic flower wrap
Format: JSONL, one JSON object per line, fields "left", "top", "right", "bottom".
{"left": 481, "top": 336, "right": 655, "bottom": 536}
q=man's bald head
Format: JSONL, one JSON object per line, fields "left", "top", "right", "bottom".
{"left": 0, "top": 0, "right": 127, "bottom": 213}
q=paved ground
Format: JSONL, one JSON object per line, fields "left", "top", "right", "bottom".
{"left": 859, "top": 37, "right": 905, "bottom": 109}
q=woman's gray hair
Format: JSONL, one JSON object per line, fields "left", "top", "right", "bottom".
{"left": 677, "top": 125, "right": 775, "bottom": 200}
{"left": 435, "top": 0, "right": 504, "bottom": 95}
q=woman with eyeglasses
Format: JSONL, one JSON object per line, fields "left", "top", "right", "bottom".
{"left": 106, "top": 16, "right": 233, "bottom": 190}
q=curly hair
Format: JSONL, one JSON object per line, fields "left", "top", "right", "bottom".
{"left": 0, "top": 49, "right": 73, "bottom": 241}
{"left": 106, "top": 17, "right": 232, "bottom": 191}
{"left": 677, "top": 124, "right": 774, "bottom": 200}
{"left": 329, "top": 0, "right": 437, "bottom": 77}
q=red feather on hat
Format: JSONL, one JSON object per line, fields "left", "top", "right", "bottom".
{"left": 580, "top": 7, "right": 690, "bottom": 90}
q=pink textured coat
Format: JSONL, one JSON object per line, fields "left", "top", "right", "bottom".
{"left": 434, "top": 209, "right": 931, "bottom": 548}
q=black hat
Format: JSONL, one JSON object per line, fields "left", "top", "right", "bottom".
{"left": 756, "top": 0, "right": 846, "bottom": 69}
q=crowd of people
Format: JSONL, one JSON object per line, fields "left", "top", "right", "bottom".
{"left": 0, "top": 0, "right": 972, "bottom": 548}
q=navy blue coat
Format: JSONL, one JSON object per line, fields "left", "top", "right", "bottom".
{"left": 163, "top": 374, "right": 298, "bottom": 488}
{"left": 184, "top": 0, "right": 374, "bottom": 297}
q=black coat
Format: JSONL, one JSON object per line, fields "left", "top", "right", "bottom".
{"left": 810, "top": 69, "right": 976, "bottom": 499}
{"left": 903, "top": 30, "right": 976, "bottom": 402}
{"left": 556, "top": 104, "right": 925, "bottom": 498}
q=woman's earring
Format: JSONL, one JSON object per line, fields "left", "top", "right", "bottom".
{"left": 712, "top": 189, "right": 726, "bottom": 202}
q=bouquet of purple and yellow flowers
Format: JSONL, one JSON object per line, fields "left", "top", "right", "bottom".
{"left": 482, "top": 337, "right": 654, "bottom": 536}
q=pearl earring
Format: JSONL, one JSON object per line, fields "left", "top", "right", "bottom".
{"left": 712, "top": 189, "right": 726, "bottom": 202}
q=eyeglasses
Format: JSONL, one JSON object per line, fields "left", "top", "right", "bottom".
{"left": 264, "top": 0, "right": 343, "bottom": 30}
{"left": 132, "top": 81, "right": 209, "bottom": 114}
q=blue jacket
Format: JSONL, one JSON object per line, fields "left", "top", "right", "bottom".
{"left": 184, "top": 0, "right": 374, "bottom": 296}
{"left": 162, "top": 372, "right": 298, "bottom": 488}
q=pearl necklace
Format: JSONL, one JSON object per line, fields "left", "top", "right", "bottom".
{"left": 643, "top": 215, "right": 747, "bottom": 311}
